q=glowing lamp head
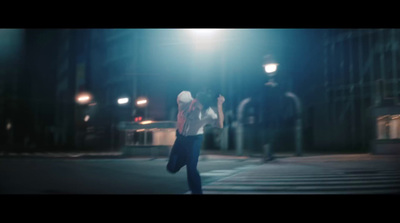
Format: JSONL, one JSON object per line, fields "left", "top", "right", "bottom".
{"left": 136, "top": 97, "right": 148, "bottom": 108}
{"left": 264, "top": 63, "right": 278, "bottom": 75}
{"left": 118, "top": 97, "right": 129, "bottom": 105}
{"left": 76, "top": 92, "right": 92, "bottom": 104}
{"left": 136, "top": 99, "right": 147, "bottom": 105}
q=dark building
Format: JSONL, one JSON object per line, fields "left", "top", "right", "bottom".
{"left": 25, "top": 29, "right": 58, "bottom": 150}
{"left": 0, "top": 29, "right": 26, "bottom": 150}
{"left": 49, "top": 29, "right": 188, "bottom": 150}
{"left": 88, "top": 29, "right": 188, "bottom": 150}
{"left": 0, "top": 29, "right": 58, "bottom": 151}
{"left": 53, "top": 29, "right": 94, "bottom": 150}
{"left": 305, "top": 29, "right": 400, "bottom": 154}
{"left": 6, "top": 28, "right": 393, "bottom": 154}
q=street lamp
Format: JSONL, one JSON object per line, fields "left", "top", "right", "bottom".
{"left": 263, "top": 55, "right": 303, "bottom": 156}
{"left": 135, "top": 97, "right": 148, "bottom": 108}
{"left": 76, "top": 92, "right": 93, "bottom": 105}
{"left": 134, "top": 96, "right": 149, "bottom": 121}
{"left": 117, "top": 97, "right": 130, "bottom": 105}
{"left": 262, "top": 55, "right": 302, "bottom": 157}
{"left": 264, "top": 63, "right": 279, "bottom": 74}
{"left": 263, "top": 55, "right": 279, "bottom": 87}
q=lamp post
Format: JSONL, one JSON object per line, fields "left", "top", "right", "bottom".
{"left": 75, "top": 92, "right": 93, "bottom": 150}
{"left": 262, "top": 55, "right": 279, "bottom": 160}
{"left": 110, "top": 96, "right": 131, "bottom": 151}
{"left": 263, "top": 55, "right": 303, "bottom": 157}
{"left": 135, "top": 96, "right": 149, "bottom": 120}
{"left": 263, "top": 55, "right": 279, "bottom": 87}
{"left": 285, "top": 92, "right": 303, "bottom": 156}
{"left": 236, "top": 98, "right": 252, "bottom": 156}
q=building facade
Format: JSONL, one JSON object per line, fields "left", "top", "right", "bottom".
{"left": 0, "top": 29, "right": 26, "bottom": 150}
{"left": 52, "top": 29, "right": 184, "bottom": 150}
{"left": 310, "top": 29, "right": 400, "bottom": 153}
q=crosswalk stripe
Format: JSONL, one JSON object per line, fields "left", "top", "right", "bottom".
{"left": 202, "top": 189, "right": 400, "bottom": 194}
{"left": 201, "top": 167, "right": 400, "bottom": 194}
{"left": 227, "top": 175, "right": 400, "bottom": 181}
{"left": 203, "top": 183, "right": 400, "bottom": 192}
{"left": 214, "top": 179, "right": 400, "bottom": 186}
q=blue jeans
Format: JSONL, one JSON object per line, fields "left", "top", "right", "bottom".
{"left": 167, "top": 131, "right": 203, "bottom": 194}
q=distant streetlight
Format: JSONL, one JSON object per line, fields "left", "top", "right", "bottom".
{"left": 117, "top": 97, "right": 129, "bottom": 105}
{"left": 136, "top": 97, "right": 148, "bottom": 108}
{"left": 76, "top": 92, "right": 92, "bottom": 105}
{"left": 135, "top": 97, "right": 149, "bottom": 120}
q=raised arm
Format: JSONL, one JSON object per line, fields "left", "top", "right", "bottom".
{"left": 217, "top": 94, "right": 225, "bottom": 128}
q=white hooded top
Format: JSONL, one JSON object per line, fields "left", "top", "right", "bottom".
{"left": 177, "top": 91, "right": 219, "bottom": 136}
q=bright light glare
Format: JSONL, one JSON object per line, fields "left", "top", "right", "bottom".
{"left": 76, "top": 92, "right": 92, "bottom": 104}
{"left": 188, "top": 29, "right": 222, "bottom": 51}
{"left": 118, "top": 97, "right": 129, "bottom": 105}
{"left": 78, "top": 96, "right": 90, "bottom": 102}
{"left": 84, "top": 115, "right": 90, "bottom": 122}
{"left": 190, "top": 29, "right": 218, "bottom": 36}
{"left": 264, "top": 63, "right": 278, "bottom": 74}
{"left": 136, "top": 99, "right": 147, "bottom": 105}
{"left": 140, "top": 120, "right": 153, "bottom": 125}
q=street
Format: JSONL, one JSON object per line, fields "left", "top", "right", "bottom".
{"left": 0, "top": 154, "right": 260, "bottom": 194}
{"left": 1, "top": 153, "right": 399, "bottom": 194}
{"left": 202, "top": 154, "right": 400, "bottom": 194}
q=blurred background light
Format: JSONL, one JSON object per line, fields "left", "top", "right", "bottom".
{"left": 134, "top": 116, "right": 143, "bottom": 122}
{"left": 78, "top": 96, "right": 90, "bottom": 102}
{"left": 6, "top": 122, "right": 12, "bottom": 130}
{"left": 76, "top": 92, "right": 92, "bottom": 104}
{"left": 189, "top": 29, "right": 219, "bottom": 37}
{"left": 187, "top": 28, "right": 223, "bottom": 51}
{"left": 136, "top": 97, "right": 148, "bottom": 107}
{"left": 117, "top": 97, "right": 129, "bottom": 105}
{"left": 264, "top": 63, "right": 278, "bottom": 74}
{"left": 140, "top": 120, "right": 153, "bottom": 125}
{"left": 136, "top": 99, "right": 147, "bottom": 105}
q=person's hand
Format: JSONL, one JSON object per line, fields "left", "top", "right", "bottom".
{"left": 217, "top": 94, "right": 225, "bottom": 106}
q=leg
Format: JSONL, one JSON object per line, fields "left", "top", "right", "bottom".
{"left": 166, "top": 135, "right": 187, "bottom": 174}
{"left": 186, "top": 135, "right": 203, "bottom": 194}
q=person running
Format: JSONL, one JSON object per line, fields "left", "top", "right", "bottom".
{"left": 166, "top": 90, "right": 225, "bottom": 194}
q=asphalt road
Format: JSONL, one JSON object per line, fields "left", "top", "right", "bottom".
{"left": 2, "top": 153, "right": 399, "bottom": 194}
{"left": 0, "top": 155, "right": 261, "bottom": 194}
{"left": 202, "top": 154, "right": 400, "bottom": 194}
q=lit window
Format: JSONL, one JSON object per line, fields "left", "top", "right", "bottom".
{"left": 377, "top": 114, "right": 400, "bottom": 139}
